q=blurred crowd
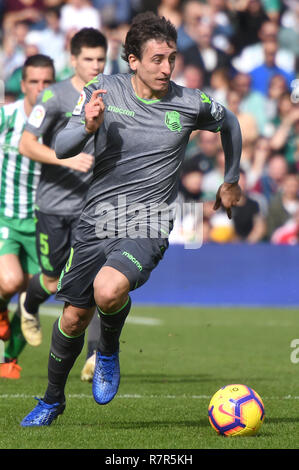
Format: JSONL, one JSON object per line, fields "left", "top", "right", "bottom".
{"left": 1, "top": 0, "right": 299, "bottom": 246}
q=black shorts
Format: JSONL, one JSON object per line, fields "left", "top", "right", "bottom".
{"left": 35, "top": 209, "right": 80, "bottom": 277}
{"left": 56, "top": 220, "right": 169, "bottom": 309}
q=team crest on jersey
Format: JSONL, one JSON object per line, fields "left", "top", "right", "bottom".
{"left": 165, "top": 111, "right": 182, "bottom": 132}
{"left": 73, "top": 91, "right": 86, "bottom": 115}
{"left": 28, "top": 105, "right": 46, "bottom": 128}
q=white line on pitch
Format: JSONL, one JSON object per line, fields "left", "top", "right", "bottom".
{"left": 1, "top": 393, "right": 299, "bottom": 400}
{"left": 8, "top": 303, "right": 163, "bottom": 326}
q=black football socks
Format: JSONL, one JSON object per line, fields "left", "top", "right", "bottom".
{"left": 24, "top": 273, "right": 52, "bottom": 315}
{"left": 86, "top": 310, "right": 101, "bottom": 359}
{"left": 44, "top": 317, "right": 85, "bottom": 404}
{"left": 97, "top": 296, "right": 131, "bottom": 356}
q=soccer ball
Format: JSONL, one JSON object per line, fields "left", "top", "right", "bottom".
{"left": 208, "top": 384, "right": 265, "bottom": 436}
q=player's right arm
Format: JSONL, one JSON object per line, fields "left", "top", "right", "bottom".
{"left": 19, "top": 86, "right": 93, "bottom": 173}
{"left": 55, "top": 89, "right": 107, "bottom": 159}
{"left": 19, "top": 130, "right": 93, "bottom": 172}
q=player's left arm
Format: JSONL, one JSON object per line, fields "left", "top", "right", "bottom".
{"left": 214, "top": 108, "right": 242, "bottom": 219}
{"left": 195, "top": 93, "right": 242, "bottom": 219}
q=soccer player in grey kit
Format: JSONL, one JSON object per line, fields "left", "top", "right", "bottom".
{"left": 21, "top": 12, "right": 242, "bottom": 426}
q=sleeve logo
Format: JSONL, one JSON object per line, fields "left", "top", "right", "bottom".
{"left": 73, "top": 90, "right": 86, "bottom": 115}
{"left": 27, "top": 105, "right": 46, "bottom": 128}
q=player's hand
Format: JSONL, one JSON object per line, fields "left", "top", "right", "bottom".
{"left": 85, "top": 89, "right": 107, "bottom": 134}
{"left": 213, "top": 182, "right": 242, "bottom": 219}
{"left": 62, "top": 152, "right": 94, "bottom": 173}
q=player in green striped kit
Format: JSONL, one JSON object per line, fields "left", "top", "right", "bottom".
{"left": 0, "top": 55, "right": 55, "bottom": 378}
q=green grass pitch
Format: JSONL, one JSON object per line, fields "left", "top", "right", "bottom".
{"left": 1, "top": 303, "right": 299, "bottom": 450}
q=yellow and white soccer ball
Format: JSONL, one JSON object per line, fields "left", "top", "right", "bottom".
{"left": 208, "top": 384, "right": 265, "bottom": 436}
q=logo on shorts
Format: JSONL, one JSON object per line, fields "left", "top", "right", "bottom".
{"left": 122, "top": 251, "right": 143, "bottom": 271}
{"left": 165, "top": 111, "right": 182, "bottom": 132}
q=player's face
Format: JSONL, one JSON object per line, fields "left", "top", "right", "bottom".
{"left": 129, "top": 39, "right": 177, "bottom": 99}
{"left": 72, "top": 46, "right": 106, "bottom": 84}
{"left": 21, "top": 66, "right": 54, "bottom": 107}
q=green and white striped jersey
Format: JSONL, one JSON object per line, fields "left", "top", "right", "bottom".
{"left": 0, "top": 99, "right": 41, "bottom": 219}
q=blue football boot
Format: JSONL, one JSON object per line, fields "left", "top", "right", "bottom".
{"left": 20, "top": 397, "right": 65, "bottom": 427}
{"left": 92, "top": 351, "right": 120, "bottom": 405}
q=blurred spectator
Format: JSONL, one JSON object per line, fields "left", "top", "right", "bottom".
{"left": 206, "top": 67, "right": 230, "bottom": 105}
{"left": 180, "top": 64, "right": 204, "bottom": 89}
{"left": 266, "top": 172, "right": 299, "bottom": 238}
{"left": 271, "top": 208, "right": 299, "bottom": 245}
{"left": 92, "top": 0, "right": 132, "bottom": 27}
{"left": 269, "top": 94, "right": 299, "bottom": 167}
{"left": 232, "top": 20, "right": 296, "bottom": 75}
{"left": 205, "top": 0, "right": 234, "bottom": 53}
{"left": 230, "top": 0, "right": 270, "bottom": 55}
{"left": 201, "top": 148, "right": 225, "bottom": 197}
{"left": 249, "top": 39, "right": 296, "bottom": 96}
{"left": 157, "top": 0, "right": 182, "bottom": 29}
{"left": 263, "top": 73, "right": 290, "bottom": 132}
{"left": 5, "top": 36, "right": 40, "bottom": 97}
{"left": 3, "top": 20, "right": 29, "bottom": 80}
{"left": 177, "top": 0, "right": 204, "bottom": 52}
{"left": 226, "top": 88, "right": 259, "bottom": 162}
{"left": 169, "top": 158, "right": 206, "bottom": 245}
{"left": 231, "top": 72, "right": 267, "bottom": 135}
{"left": 183, "top": 19, "right": 231, "bottom": 86}
{"left": 246, "top": 136, "right": 272, "bottom": 189}
{"left": 59, "top": 0, "right": 101, "bottom": 34}
{"left": 253, "top": 153, "right": 289, "bottom": 201}
{"left": 24, "top": 7, "right": 66, "bottom": 75}
{"left": 231, "top": 169, "right": 266, "bottom": 243}
{"left": 3, "top": 0, "right": 44, "bottom": 32}
{"left": 186, "top": 130, "right": 221, "bottom": 174}
{"left": 103, "top": 26, "right": 129, "bottom": 74}
{"left": 279, "top": 1, "right": 299, "bottom": 59}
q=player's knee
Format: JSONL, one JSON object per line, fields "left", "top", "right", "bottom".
{"left": 94, "top": 285, "right": 122, "bottom": 313}
{"left": 0, "top": 272, "right": 24, "bottom": 297}
{"left": 61, "top": 304, "right": 90, "bottom": 336}
{"left": 42, "top": 274, "right": 58, "bottom": 294}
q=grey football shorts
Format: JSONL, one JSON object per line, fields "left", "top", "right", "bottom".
{"left": 35, "top": 209, "right": 80, "bottom": 277}
{"left": 56, "top": 220, "right": 169, "bottom": 309}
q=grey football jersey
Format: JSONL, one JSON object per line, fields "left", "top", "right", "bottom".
{"left": 25, "top": 78, "right": 93, "bottom": 215}
{"left": 56, "top": 73, "right": 241, "bottom": 237}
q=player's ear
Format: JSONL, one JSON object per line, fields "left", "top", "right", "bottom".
{"left": 128, "top": 54, "right": 138, "bottom": 72}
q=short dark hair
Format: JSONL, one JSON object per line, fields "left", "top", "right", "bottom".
{"left": 70, "top": 28, "right": 107, "bottom": 56}
{"left": 122, "top": 11, "right": 177, "bottom": 63}
{"left": 22, "top": 54, "right": 55, "bottom": 80}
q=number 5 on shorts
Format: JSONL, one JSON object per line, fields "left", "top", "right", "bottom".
{"left": 40, "top": 233, "right": 49, "bottom": 255}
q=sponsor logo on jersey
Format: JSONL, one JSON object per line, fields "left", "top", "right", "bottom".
{"left": 28, "top": 105, "right": 46, "bottom": 128}
{"left": 107, "top": 105, "right": 135, "bottom": 117}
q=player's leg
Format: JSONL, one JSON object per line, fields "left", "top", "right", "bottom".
{"left": 20, "top": 302, "right": 94, "bottom": 426}
{"left": 20, "top": 222, "right": 106, "bottom": 425}
{"left": 80, "top": 309, "right": 99, "bottom": 382}
{"left": 0, "top": 301, "right": 25, "bottom": 379}
{"left": 0, "top": 252, "right": 25, "bottom": 341}
{"left": 20, "top": 211, "right": 72, "bottom": 346}
{"left": 91, "top": 237, "right": 169, "bottom": 405}
{"left": 0, "top": 223, "right": 41, "bottom": 378}
{"left": 92, "top": 265, "right": 131, "bottom": 404}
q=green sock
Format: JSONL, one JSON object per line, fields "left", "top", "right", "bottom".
{"left": 4, "top": 312, "right": 26, "bottom": 362}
